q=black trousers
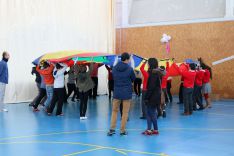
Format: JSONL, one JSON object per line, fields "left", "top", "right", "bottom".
{"left": 179, "top": 82, "right": 184, "bottom": 103}
{"left": 166, "top": 82, "right": 173, "bottom": 102}
{"left": 48, "top": 88, "right": 65, "bottom": 115}
{"left": 108, "top": 80, "right": 114, "bottom": 98}
{"left": 66, "top": 83, "right": 77, "bottom": 101}
{"left": 63, "top": 87, "right": 67, "bottom": 102}
{"left": 79, "top": 91, "right": 89, "bottom": 117}
{"left": 141, "top": 91, "right": 146, "bottom": 117}
{"left": 134, "top": 78, "right": 142, "bottom": 96}
{"left": 193, "top": 85, "right": 203, "bottom": 109}
{"left": 33, "top": 88, "right": 46, "bottom": 109}
{"left": 183, "top": 88, "right": 193, "bottom": 113}
{"left": 162, "top": 88, "right": 169, "bottom": 104}
{"left": 90, "top": 77, "right": 98, "bottom": 98}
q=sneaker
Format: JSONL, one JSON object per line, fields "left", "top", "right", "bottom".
{"left": 140, "top": 116, "right": 146, "bottom": 119}
{"left": 47, "top": 113, "right": 52, "bottom": 116}
{"left": 56, "top": 113, "right": 64, "bottom": 116}
{"left": 2, "top": 109, "right": 8, "bottom": 112}
{"left": 107, "top": 129, "right": 116, "bottom": 136}
{"left": 182, "top": 112, "right": 190, "bottom": 116}
{"left": 80, "top": 117, "right": 84, "bottom": 120}
{"left": 198, "top": 107, "right": 204, "bottom": 111}
{"left": 33, "top": 108, "right": 40, "bottom": 112}
{"left": 142, "top": 130, "right": 152, "bottom": 135}
{"left": 151, "top": 130, "right": 159, "bottom": 135}
{"left": 83, "top": 116, "right": 87, "bottom": 120}
{"left": 120, "top": 131, "right": 128, "bottom": 136}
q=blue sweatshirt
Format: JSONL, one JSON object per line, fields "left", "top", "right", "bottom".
{"left": 0, "top": 60, "right": 8, "bottom": 84}
{"left": 113, "top": 61, "right": 136, "bottom": 100}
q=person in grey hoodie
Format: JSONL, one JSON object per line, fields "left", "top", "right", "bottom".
{"left": 76, "top": 63, "right": 94, "bottom": 120}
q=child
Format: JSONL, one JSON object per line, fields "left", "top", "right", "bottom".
{"left": 140, "top": 61, "right": 149, "bottom": 119}
{"left": 77, "top": 63, "right": 94, "bottom": 120}
{"left": 193, "top": 65, "right": 205, "bottom": 110}
{"left": 47, "top": 63, "right": 67, "bottom": 116}
{"left": 173, "top": 63, "right": 196, "bottom": 115}
{"left": 177, "top": 77, "right": 184, "bottom": 104}
{"left": 202, "top": 66, "right": 212, "bottom": 108}
{"left": 142, "top": 58, "right": 162, "bottom": 135}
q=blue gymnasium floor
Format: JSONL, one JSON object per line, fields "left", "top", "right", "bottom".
{"left": 0, "top": 96, "right": 234, "bottom": 156}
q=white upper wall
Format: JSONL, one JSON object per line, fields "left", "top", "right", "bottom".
{"left": 130, "top": 0, "right": 225, "bottom": 24}
{"left": 115, "top": 0, "right": 234, "bottom": 28}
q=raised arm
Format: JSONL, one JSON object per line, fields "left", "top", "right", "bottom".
{"left": 140, "top": 62, "right": 148, "bottom": 78}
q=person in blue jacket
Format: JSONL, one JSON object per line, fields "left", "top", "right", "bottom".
{"left": 107, "top": 52, "right": 136, "bottom": 136}
{"left": 0, "top": 51, "right": 10, "bottom": 112}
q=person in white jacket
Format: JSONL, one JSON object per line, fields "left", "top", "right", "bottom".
{"left": 47, "top": 63, "right": 67, "bottom": 116}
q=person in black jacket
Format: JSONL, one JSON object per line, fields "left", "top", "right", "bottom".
{"left": 142, "top": 58, "right": 162, "bottom": 135}
{"left": 29, "top": 66, "right": 42, "bottom": 106}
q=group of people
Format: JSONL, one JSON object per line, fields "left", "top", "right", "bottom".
{"left": 30, "top": 58, "right": 103, "bottom": 119}
{"left": 174, "top": 58, "right": 212, "bottom": 115}
{"left": 0, "top": 51, "right": 212, "bottom": 137}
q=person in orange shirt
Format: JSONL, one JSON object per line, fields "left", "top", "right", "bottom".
{"left": 36, "top": 61, "right": 54, "bottom": 111}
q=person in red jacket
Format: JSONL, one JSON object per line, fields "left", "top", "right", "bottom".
{"left": 193, "top": 65, "right": 205, "bottom": 110}
{"left": 202, "top": 67, "right": 212, "bottom": 108}
{"left": 140, "top": 61, "right": 149, "bottom": 119}
{"left": 174, "top": 63, "right": 196, "bottom": 115}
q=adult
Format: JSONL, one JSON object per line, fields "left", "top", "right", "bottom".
{"left": 105, "top": 65, "right": 114, "bottom": 99}
{"left": 0, "top": 51, "right": 10, "bottom": 112}
{"left": 89, "top": 63, "right": 103, "bottom": 99}
{"left": 66, "top": 66, "right": 78, "bottom": 102}
{"left": 142, "top": 58, "right": 162, "bottom": 135}
{"left": 107, "top": 52, "right": 135, "bottom": 136}
{"left": 76, "top": 63, "right": 94, "bottom": 120}
{"left": 47, "top": 63, "right": 67, "bottom": 116}
{"left": 36, "top": 61, "right": 54, "bottom": 111}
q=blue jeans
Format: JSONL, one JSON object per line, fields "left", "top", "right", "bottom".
{"left": 45, "top": 85, "right": 53, "bottom": 108}
{"left": 146, "top": 106, "right": 158, "bottom": 130}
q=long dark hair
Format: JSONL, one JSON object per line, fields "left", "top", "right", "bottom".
{"left": 148, "top": 58, "right": 158, "bottom": 70}
{"left": 199, "top": 57, "right": 212, "bottom": 79}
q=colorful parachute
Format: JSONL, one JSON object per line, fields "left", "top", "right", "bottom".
{"left": 32, "top": 50, "right": 181, "bottom": 76}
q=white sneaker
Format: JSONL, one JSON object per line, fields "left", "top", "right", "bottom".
{"left": 80, "top": 117, "right": 84, "bottom": 120}
{"left": 83, "top": 116, "right": 87, "bottom": 120}
{"left": 2, "top": 109, "right": 8, "bottom": 112}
